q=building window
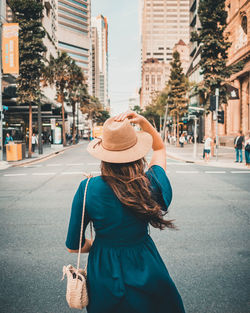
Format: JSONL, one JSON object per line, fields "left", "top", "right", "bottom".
{"left": 146, "top": 75, "right": 149, "bottom": 84}
{"left": 151, "top": 75, "right": 155, "bottom": 84}
{"left": 242, "top": 15, "right": 247, "bottom": 34}
{"left": 157, "top": 75, "right": 161, "bottom": 84}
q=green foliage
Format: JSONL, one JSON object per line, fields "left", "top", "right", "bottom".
{"left": 9, "top": 0, "right": 46, "bottom": 104}
{"left": 168, "top": 51, "right": 188, "bottom": 117}
{"left": 94, "top": 110, "right": 110, "bottom": 125}
{"left": 192, "top": 0, "right": 243, "bottom": 105}
{"left": 43, "top": 51, "right": 72, "bottom": 102}
{"left": 133, "top": 105, "right": 143, "bottom": 115}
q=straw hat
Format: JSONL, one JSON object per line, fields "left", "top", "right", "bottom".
{"left": 87, "top": 117, "right": 152, "bottom": 163}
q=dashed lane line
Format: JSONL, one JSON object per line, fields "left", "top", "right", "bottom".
{"left": 61, "top": 172, "right": 83, "bottom": 175}
{"left": 32, "top": 172, "right": 56, "bottom": 176}
{"left": 4, "top": 173, "right": 27, "bottom": 177}
{"left": 66, "top": 163, "right": 84, "bottom": 166}
{"left": 205, "top": 171, "right": 226, "bottom": 174}
{"left": 176, "top": 171, "right": 200, "bottom": 174}
{"left": 46, "top": 164, "right": 63, "bottom": 167}
{"left": 230, "top": 171, "right": 250, "bottom": 174}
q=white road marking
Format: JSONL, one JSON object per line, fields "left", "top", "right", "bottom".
{"left": 61, "top": 172, "right": 83, "bottom": 175}
{"left": 91, "top": 171, "right": 101, "bottom": 174}
{"left": 32, "top": 172, "right": 56, "bottom": 176}
{"left": 4, "top": 173, "right": 27, "bottom": 177}
{"left": 168, "top": 163, "right": 194, "bottom": 166}
{"left": 46, "top": 164, "right": 62, "bottom": 167}
{"left": 205, "top": 171, "right": 226, "bottom": 174}
{"left": 176, "top": 171, "right": 199, "bottom": 174}
{"left": 67, "top": 163, "right": 83, "bottom": 166}
{"left": 24, "top": 164, "right": 42, "bottom": 168}
{"left": 230, "top": 171, "right": 250, "bottom": 174}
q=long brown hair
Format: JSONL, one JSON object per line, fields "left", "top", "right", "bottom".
{"left": 101, "top": 158, "right": 176, "bottom": 230}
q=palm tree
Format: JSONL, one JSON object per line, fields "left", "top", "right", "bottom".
{"left": 43, "top": 52, "right": 72, "bottom": 146}
{"left": 67, "top": 61, "right": 89, "bottom": 144}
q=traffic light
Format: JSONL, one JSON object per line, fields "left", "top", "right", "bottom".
{"left": 209, "top": 95, "right": 216, "bottom": 111}
{"left": 218, "top": 110, "right": 224, "bottom": 124}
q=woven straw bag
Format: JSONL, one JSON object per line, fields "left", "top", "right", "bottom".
{"left": 62, "top": 175, "right": 93, "bottom": 309}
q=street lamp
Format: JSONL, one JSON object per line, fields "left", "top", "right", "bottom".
{"left": 188, "top": 106, "right": 205, "bottom": 159}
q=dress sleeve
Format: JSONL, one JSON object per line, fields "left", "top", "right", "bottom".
{"left": 65, "top": 179, "right": 90, "bottom": 250}
{"left": 146, "top": 165, "right": 172, "bottom": 211}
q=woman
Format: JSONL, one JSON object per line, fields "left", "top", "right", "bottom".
{"left": 65, "top": 111, "right": 185, "bottom": 313}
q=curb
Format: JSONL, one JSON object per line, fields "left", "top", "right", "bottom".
{"left": 166, "top": 152, "right": 248, "bottom": 169}
{"left": 10, "top": 142, "right": 87, "bottom": 168}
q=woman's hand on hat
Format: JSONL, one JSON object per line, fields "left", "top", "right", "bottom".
{"left": 114, "top": 111, "right": 144, "bottom": 124}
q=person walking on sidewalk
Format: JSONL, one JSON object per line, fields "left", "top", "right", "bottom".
{"left": 204, "top": 135, "right": 212, "bottom": 162}
{"left": 234, "top": 131, "right": 244, "bottom": 163}
{"left": 4, "top": 133, "right": 13, "bottom": 145}
{"left": 65, "top": 111, "right": 185, "bottom": 313}
{"left": 31, "top": 133, "right": 38, "bottom": 153}
{"left": 179, "top": 133, "right": 185, "bottom": 148}
{"left": 244, "top": 132, "right": 250, "bottom": 168}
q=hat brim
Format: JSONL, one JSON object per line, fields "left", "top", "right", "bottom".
{"left": 87, "top": 131, "right": 153, "bottom": 163}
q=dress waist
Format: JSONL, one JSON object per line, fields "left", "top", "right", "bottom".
{"left": 93, "top": 233, "right": 150, "bottom": 247}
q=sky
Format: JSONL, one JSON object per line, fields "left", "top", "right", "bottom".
{"left": 91, "top": 0, "right": 141, "bottom": 115}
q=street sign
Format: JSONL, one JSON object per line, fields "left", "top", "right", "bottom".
{"left": 3, "top": 105, "right": 8, "bottom": 111}
{"left": 225, "top": 84, "right": 239, "bottom": 100}
{"left": 2, "top": 23, "right": 19, "bottom": 74}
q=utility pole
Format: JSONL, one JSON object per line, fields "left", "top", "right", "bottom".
{"left": 193, "top": 116, "right": 198, "bottom": 159}
{"left": 215, "top": 88, "right": 219, "bottom": 161}
{"left": 38, "top": 102, "right": 43, "bottom": 154}
{"left": 162, "top": 102, "right": 169, "bottom": 141}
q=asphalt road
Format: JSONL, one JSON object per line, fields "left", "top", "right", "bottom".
{"left": 0, "top": 142, "right": 249, "bottom": 313}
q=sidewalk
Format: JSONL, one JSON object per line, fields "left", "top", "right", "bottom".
{"left": 0, "top": 141, "right": 87, "bottom": 170}
{"left": 166, "top": 143, "right": 249, "bottom": 169}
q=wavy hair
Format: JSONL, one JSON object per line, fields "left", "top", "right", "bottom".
{"left": 101, "top": 158, "right": 175, "bottom": 230}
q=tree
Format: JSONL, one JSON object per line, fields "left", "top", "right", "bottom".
{"left": 9, "top": 0, "right": 46, "bottom": 157}
{"left": 168, "top": 51, "right": 188, "bottom": 145}
{"left": 191, "top": 0, "right": 242, "bottom": 106}
{"left": 93, "top": 110, "right": 110, "bottom": 125}
{"left": 43, "top": 52, "right": 72, "bottom": 146}
{"left": 67, "top": 61, "right": 88, "bottom": 144}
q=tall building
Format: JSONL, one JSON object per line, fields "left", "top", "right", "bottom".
{"left": 141, "top": 0, "right": 189, "bottom": 63}
{"left": 57, "top": 0, "right": 92, "bottom": 92}
{"left": 140, "top": 0, "right": 189, "bottom": 108}
{"left": 91, "top": 15, "right": 109, "bottom": 110}
{"left": 173, "top": 39, "right": 189, "bottom": 74}
{"left": 140, "top": 59, "right": 170, "bottom": 109}
{"left": 91, "top": 26, "right": 100, "bottom": 100}
{"left": 207, "top": 0, "right": 250, "bottom": 145}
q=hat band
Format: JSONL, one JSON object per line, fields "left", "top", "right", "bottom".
{"left": 102, "top": 137, "right": 138, "bottom": 151}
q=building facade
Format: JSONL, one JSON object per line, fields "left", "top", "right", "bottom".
{"left": 141, "top": 0, "right": 189, "bottom": 63}
{"left": 57, "top": 0, "right": 92, "bottom": 92}
{"left": 91, "top": 15, "right": 109, "bottom": 110}
{"left": 91, "top": 26, "right": 100, "bottom": 99}
{"left": 173, "top": 39, "right": 189, "bottom": 74}
{"left": 140, "top": 58, "right": 170, "bottom": 109}
{"left": 140, "top": 0, "right": 189, "bottom": 108}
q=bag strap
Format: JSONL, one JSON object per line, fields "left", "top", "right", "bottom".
{"left": 76, "top": 175, "right": 93, "bottom": 273}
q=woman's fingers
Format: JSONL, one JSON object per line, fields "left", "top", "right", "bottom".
{"left": 114, "top": 111, "right": 135, "bottom": 121}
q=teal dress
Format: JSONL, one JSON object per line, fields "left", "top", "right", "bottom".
{"left": 66, "top": 165, "right": 185, "bottom": 313}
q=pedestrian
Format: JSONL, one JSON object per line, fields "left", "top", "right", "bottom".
{"left": 234, "top": 131, "right": 244, "bottom": 163}
{"left": 204, "top": 135, "right": 213, "bottom": 162}
{"left": 65, "top": 111, "right": 185, "bottom": 313}
{"left": 32, "top": 133, "right": 38, "bottom": 152}
{"left": 244, "top": 132, "right": 250, "bottom": 168}
{"left": 179, "top": 133, "right": 185, "bottom": 148}
{"left": 5, "top": 133, "right": 13, "bottom": 145}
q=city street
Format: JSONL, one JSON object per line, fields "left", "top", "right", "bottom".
{"left": 0, "top": 142, "right": 249, "bottom": 313}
